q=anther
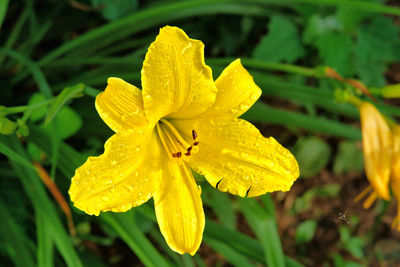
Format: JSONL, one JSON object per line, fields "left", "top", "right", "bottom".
{"left": 172, "top": 152, "right": 182, "bottom": 158}
{"left": 192, "top": 129, "right": 198, "bottom": 140}
{"left": 193, "top": 141, "right": 199, "bottom": 146}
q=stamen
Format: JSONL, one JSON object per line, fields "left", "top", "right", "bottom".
{"left": 156, "top": 123, "right": 174, "bottom": 161}
{"left": 354, "top": 186, "right": 372, "bottom": 203}
{"left": 363, "top": 191, "right": 378, "bottom": 209}
{"left": 160, "top": 119, "right": 191, "bottom": 149}
{"left": 173, "top": 152, "right": 182, "bottom": 158}
{"left": 192, "top": 129, "right": 198, "bottom": 140}
{"left": 160, "top": 123, "right": 181, "bottom": 155}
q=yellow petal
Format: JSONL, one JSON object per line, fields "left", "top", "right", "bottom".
{"left": 95, "top": 77, "right": 147, "bottom": 132}
{"left": 141, "top": 26, "right": 217, "bottom": 123}
{"left": 69, "top": 125, "right": 161, "bottom": 215}
{"left": 391, "top": 125, "right": 400, "bottom": 230}
{"left": 391, "top": 125, "right": 400, "bottom": 184}
{"left": 359, "top": 102, "right": 392, "bottom": 201}
{"left": 198, "top": 59, "right": 261, "bottom": 118}
{"left": 173, "top": 117, "right": 299, "bottom": 197}
{"left": 153, "top": 161, "right": 204, "bottom": 255}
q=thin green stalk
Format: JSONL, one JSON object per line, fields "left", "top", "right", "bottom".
{"left": 0, "top": 48, "right": 52, "bottom": 98}
{"left": 0, "top": 8, "right": 29, "bottom": 65}
{"left": 259, "top": 0, "right": 400, "bottom": 16}
{"left": 209, "top": 57, "right": 320, "bottom": 77}
{"left": 2, "top": 99, "right": 52, "bottom": 115}
{"left": 0, "top": 0, "right": 9, "bottom": 30}
{"left": 11, "top": 0, "right": 269, "bottom": 84}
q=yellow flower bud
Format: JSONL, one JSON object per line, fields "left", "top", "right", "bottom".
{"left": 359, "top": 102, "right": 392, "bottom": 201}
{"left": 391, "top": 125, "right": 400, "bottom": 230}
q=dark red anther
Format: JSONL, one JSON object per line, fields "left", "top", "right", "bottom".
{"left": 172, "top": 152, "right": 182, "bottom": 158}
{"left": 193, "top": 141, "right": 199, "bottom": 146}
{"left": 192, "top": 130, "right": 198, "bottom": 140}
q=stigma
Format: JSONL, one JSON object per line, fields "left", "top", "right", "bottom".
{"left": 156, "top": 119, "right": 199, "bottom": 163}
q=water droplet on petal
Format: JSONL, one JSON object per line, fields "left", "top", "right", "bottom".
{"left": 111, "top": 160, "right": 117, "bottom": 165}
{"left": 101, "top": 195, "right": 109, "bottom": 201}
{"left": 110, "top": 186, "right": 116, "bottom": 193}
{"left": 230, "top": 107, "right": 239, "bottom": 114}
{"left": 240, "top": 103, "right": 250, "bottom": 111}
{"left": 135, "top": 146, "right": 141, "bottom": 152}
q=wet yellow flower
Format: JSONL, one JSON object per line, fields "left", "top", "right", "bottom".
{"left": 69, "top": 26, "right": 299, "bottom": 255}
{"left": 357, "top": 102, "right": 392, "bottom": 207}
{"left": 391, "top": 125, "right": 400, "bottom": 230}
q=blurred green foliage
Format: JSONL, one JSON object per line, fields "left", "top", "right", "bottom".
{"left": 1, "top": 0, "right": 400, "bottom": 266}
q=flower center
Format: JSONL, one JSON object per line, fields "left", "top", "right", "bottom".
{"left": 156, "top": 119, "right": 199, "bottom": 163}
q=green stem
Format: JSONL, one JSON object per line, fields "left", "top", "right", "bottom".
{"left": 346, "top": 94, "right": 363, "bottom": 108}
{"left": 3, "top": 99, "right": 52, "bottom": 115}
{"left": 208, "top": 57, "right": 320, "bottom": 77}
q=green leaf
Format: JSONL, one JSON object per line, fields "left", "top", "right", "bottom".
{"left": 101, "top": 212, "right": 172, "bottom": 267}
{"left": 203, "top": 185, "right": 236, "bottom": 230}
{"left": 91, "top": 0, "right": 138, "bottom": 21}
{"left": 303, "top": 14, "right": 342, "bottom": 44}
{"left": 0, "top": 117, "right": 17, "bottom": 135}
{"left": 355, "top": 16, "right": 400, "bottom": 87}
{"left": 45, "top": 84, "right": 85, "bottom": 125}
{"left": 240, "top": 197, "right": 285, "bottom": 267}
{"left": 36, "top": 211, "right": 54, "bottom": 267}
{"left": 333, "top": 141, "right": 364, "bottom": 174}
{"left": 293, "top": 137, "right": 331, "bottom": 178}
{"left": 0, "top": 135, "right": 83, "bottom": 267}
{"left": 0, "top": 200, "right": 36, "bottom": 267}
{"left": 28, "top": 93, "right": 47, "bottom": 122}
{"left": 345, "top": 237, "right": 364, "bottom": 258}
{"left": 295, "top": 220, "right": 317, "bottom": 244}
{"left": 203, "top": 237, "right": 254, "bottom": 267}
{"left": 42, "top": 106, "right": 83, "bottom": 140}
{"left": 315, "top": 32, "right": 353, "bottom": 75}
{"left": 243, "top": 102, "right": 361, "bottom": 140}
{"left": 0, "top": 0, "right": 9, "bottom": 30}
{"left": 253, "top": 15, "right": 304, "bottom": 63}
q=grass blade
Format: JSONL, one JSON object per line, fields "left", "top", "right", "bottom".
{"left": 0, "top": 0, "right": 9, "bottom": 30}
{"left": 240, "top": 197, "right": 285, "bottom": 267}
{"left": 101, "top": 212, "right": 172, "bottom": 267}
{"left": 204, "top": 236, "right": 255, "bottom": 267}
{"left": 36, "top": 211, "right": 54, "bottom": 267}
{"left": 44, "top": 83, "right": 85, "bottom": 124}
{"left": 0, "top": 199, "right": 36, "bottom": 267}
{"left": 244, "top": 102, "right": 361, "bottom": 140}
{"left": 0, "top": 135, "right": 83, "bottom": 267}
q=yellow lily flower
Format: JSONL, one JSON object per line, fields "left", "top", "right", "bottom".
{"left": 391, "top": 125, "right": 400, "bottom": 230}
{"left": 357, "top": 102, "right": 392, "bottom": 207}
{"left": 69, "top": 26, "right": 299, "bottom": 255}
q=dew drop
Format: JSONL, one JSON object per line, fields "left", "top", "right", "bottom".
{"left": 131, "top": 108, "right": 139, "bottom": 115}
{"left": 240, "top": 152, "right": 249, "bottom": 158}
{"left": 110, "top": 186, "right": 116, "bottom": 193}
{"left": 240, "top": 103, "right": 250, "bottom": 111}
{"left": 230, "top": 107, "right": 239, "bottom": 114}
{"left": 111, "top": 160, "right": 117, "bottom": 165}
{"left": 135, "top": 146, "right": 141, "bottom": 152}
{"left": 101, "top": 195, "right": 109, "bottom": 201}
